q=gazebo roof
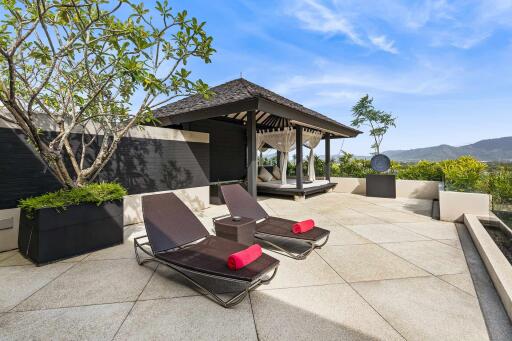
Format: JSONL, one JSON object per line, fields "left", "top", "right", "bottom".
{"left": 153, "top": 78, "right": 361, "bottom": 138}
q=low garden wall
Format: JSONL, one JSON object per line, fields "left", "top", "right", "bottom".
{"left": 330, "top": 177, "right": 440, "bottom": 200}
{"left": 439, "top": 191, "right": 491, "bottom": 222}
{"left": 124, "top": 186, "right": 209, "bottom": 225}
{"left": 0, "top": 208, "right": 20, "bottom": 253}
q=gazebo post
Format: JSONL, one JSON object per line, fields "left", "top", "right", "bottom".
{"left": 276, "top": 151, "right": 281, "bottom": 167}
{"left": 324, "top": 134, "right": 331, "bottom": 182}
{"left": 246, "top": 111, "right": 257, "bottom": 197}
{"left": 296, "top": 126, "right": 303, "bottom": 192}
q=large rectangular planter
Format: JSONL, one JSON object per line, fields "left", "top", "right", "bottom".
{"left": 18, "top": 201, "right": 124, "bottom": 265}
{"left": 366, "top": 174, "right": 396, "bottom": 198}
{"left": 464, "top": 214, "right": 512, "bottom": 321}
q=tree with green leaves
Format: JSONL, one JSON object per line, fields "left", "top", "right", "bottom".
{"left": 0, "top": 0, "right": 214, "bottom": 187}
{"left": 351, "top": 95, "right": 396, "bottom": 155}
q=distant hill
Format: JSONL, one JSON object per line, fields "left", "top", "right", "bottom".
{"left": 382, "top": 136, "right": 512, "bottom": 162}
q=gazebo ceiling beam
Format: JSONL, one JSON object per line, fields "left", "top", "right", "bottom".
{"left": 257, "top": 97, "right": 354, "bottom": 137}
{"left": 233, "top": 111, "right": 246, "bottom": 120}
{"left": 160, "top": 96, "right": 358, "bottom": 138}
{"left": 260, "top": 115, "right": 275, "bottom": 127}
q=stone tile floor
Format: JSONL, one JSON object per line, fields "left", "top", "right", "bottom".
{"left": 0, "top": 193, "right": 489, "bottom": 340}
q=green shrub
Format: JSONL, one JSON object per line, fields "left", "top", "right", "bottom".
{"left": 314, "top": 155, "right": 325, "bottom": 176}
{"left": 333, "top": 153, "right": 376, "bottom": 178}
{"left": 479, "top": 168, "right": 512, "bottom": 208}
{"left": 395, "top": 160, "right": 443, "bottom": 181}
{"left": 19, "top": 182, "right": 127, "bottom": 216}
{"left": 440, "top": 156, "right": 487, "bottom": 192}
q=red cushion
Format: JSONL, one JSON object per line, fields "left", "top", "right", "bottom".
{"left": 292, "top": 219, "right": 315, "bottom": 234}
{"left": 227, "top": 244, "right": 263, "bottom": 270}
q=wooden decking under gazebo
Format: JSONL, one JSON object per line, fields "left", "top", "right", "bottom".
{"left": 153, "top": 78, "right": 361, "bottom": 201}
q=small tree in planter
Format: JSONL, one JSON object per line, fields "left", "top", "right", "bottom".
{"left": 0, "top": 0, "right": 214, "bottom": 264}
{"left": 351, "top": 95, "right": 397, "bottom": 198}
{"left": 351, "top": 95, "right": 396, "bottom": 155}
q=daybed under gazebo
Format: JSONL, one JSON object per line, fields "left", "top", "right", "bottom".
{"left": 255, "top": 127, "right": 332, "bottom": 198}
{"left": 153, "top": 78, "right": 361, "bottom": 201}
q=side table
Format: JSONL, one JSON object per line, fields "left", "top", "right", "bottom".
{"left": 214, "top": 216, "right": 255, "bottom": 246}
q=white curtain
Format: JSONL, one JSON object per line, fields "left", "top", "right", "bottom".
{"left": 256, "top": 133, "right": 266, "bottom": 152}
{"left": 256, "top": 133, "right": 266, "bottom": 166}
{"left": 258, "top": 127, "right": 296, "bottom": 184}
{"left": 303, "top": 130, "right": 323, "bottom": 181}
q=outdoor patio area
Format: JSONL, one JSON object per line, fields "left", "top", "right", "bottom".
{"left": 0, "top": 193, "right": 488, "bottom": 340}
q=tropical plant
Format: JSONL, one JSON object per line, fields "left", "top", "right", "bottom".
{"left": 478, "top": 168, "right": 512, "bottom": 209}
{"left": 351, "top": 95, "right": 396, "bottom": 155}
{"left": 333, "top": 153, "right": 375, "bottom": 178}
{"left": 395, "top": 160, "right": 443, "bottom": 181}
{"left": 314, "top": 155, "right": 325, "bottom": 176}
{"left": 0, "top": 0, "right": 214, "bottom": 188}
{"left": 440, "top": 156, "right": 487, "bottom": 192}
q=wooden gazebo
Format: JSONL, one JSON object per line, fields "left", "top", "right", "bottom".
{"left": 153, "top": 78, "right": 361, "bottom": 199}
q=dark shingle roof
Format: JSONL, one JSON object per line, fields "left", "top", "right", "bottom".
{"left": 154, "top": 78, "right": 360, "bottom": 136}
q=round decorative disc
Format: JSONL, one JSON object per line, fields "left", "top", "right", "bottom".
{"left": 370, "top": 154, "right": 391, "bottom": 172}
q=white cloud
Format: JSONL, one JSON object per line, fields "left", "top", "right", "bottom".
{"left": 285, "top": 0, "right": 512, "bottom": 51}
{"left": 369, "top": 35, "right": 398, "bottom": 54}
{"left": 287, "top": 0, "right": 398, "bottom": 53}
{"left": 302, "top": 90, "right": 364, "bottom": 108}
{"left": 290, "top": 0, "right": 363, "bottom": 45}
{"left": 271, "top": 56, "right": 464, "bottom": 111}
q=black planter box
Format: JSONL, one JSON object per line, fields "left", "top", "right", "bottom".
{"left": 18, "top": 201, "right": 124, "bottom": 265}
{"left": 366, "top": 174, "right": 396, "bottom": 199}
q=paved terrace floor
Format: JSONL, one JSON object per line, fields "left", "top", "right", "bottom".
{"left": 0, "top": 193, "right": 489, "bottom": 340}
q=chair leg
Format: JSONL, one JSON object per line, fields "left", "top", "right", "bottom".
{"left": 134, "top": 236, "right": 156, "bottom": 266}
{"left": 315, "top": 233, "right": 330, "bottom": 249}
{"left": 133, "top": 236, "right": 279, "bottom": 308}
{"left": 255, "top": 233, "right": 330, "bottom": 260}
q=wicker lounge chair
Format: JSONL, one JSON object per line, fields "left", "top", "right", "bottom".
{"left": 220, "top": 184, "right": 330, "bottom": 260}
{"left": 134, "top": 192, "right": 279, "bottom": 308}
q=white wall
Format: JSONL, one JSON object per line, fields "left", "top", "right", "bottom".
{"left": 330, "top": 177, "right": 440, "bottom": 200}
{"left": 439, "top": 191, "right": 490, "bottom": 222}
{"left": 0, "top": 208, "right": 20, "bottom": 252}
{"left": 124, "top": 186, "right": 209, "bottom": 225}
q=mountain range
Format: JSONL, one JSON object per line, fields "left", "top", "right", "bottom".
{"left": 382, "top": 136, "right": 512, "bottom": 162}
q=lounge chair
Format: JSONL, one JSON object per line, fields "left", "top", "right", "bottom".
{"left": 220, "top": 184, "right": 330, "bottom": 260}
{"left": 134, "top": 192, "right": 279, "bottom": 308}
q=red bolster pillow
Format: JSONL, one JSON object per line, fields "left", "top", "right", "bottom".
{"left": 292, "top": 219, "right": 315, "bottom": 234}
{"left": 227, "top": 244, "right": 262, "bottom": 270}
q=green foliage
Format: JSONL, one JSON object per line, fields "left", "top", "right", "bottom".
{"left": 439, "top": 156, "right": 487, "bottom": 192}
{"left": 331, "top": 155, "right": 487, "bottom": 189}
{"left": 19, "top": 183, "right": 127, "bottom": 216}
{"left": 260, "top": 155, "right": 277, "bottom": 166}
{"left": 314, "top": 155, "right": 325, "bottom": 176}
{"left": 331, "top": 153, "right": 376, "bottom": 178}
{"left": 478, "top": 168, "right": 512, "bottom": 208}
{"left": 394, "top": 160, "right": 443, "bottom": 181}
{"left": 351, "top": 95, "right": 396, "bottom": 154}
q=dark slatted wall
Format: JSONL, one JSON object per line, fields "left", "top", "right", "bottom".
{"left": 0, "top": 128, "right": 63, "bottom": 209}
{"left": 0, "top": 127, "right": 209, "bottom": 210}
{"left": 183, "top": 119, "right": 246, "bottom": 182}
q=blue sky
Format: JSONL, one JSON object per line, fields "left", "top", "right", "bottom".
{"left": 167, "top": 0, "right": 512, "bottom": 156}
